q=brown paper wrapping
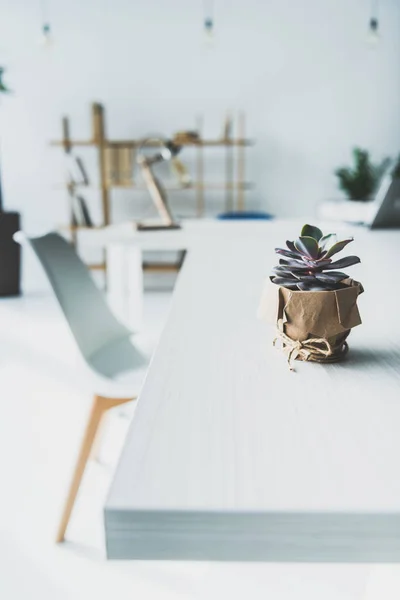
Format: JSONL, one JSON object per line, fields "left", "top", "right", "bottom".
{"left": 258, "top": 278, "right": 363, "bottom": 351}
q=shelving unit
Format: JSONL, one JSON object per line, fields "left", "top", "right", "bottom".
{"left": 51, "top": 102, "right": 254, "bottom": 272}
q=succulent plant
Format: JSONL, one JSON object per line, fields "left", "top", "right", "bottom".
{"left": 271, "top": 224, "right": 360, "bottom": 291}
{"left": 0, "top": 68, "right": 10, "bottom": 94}
{"left": 335, "top": 148, "right": 390, "bottom": 201}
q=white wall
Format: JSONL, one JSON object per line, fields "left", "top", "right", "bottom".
{"left": 0, "top": 0, "right": 399, "bottom": 286}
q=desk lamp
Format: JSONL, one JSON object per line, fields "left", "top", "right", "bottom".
{"left": 137, "top": 138, "right": 189, "bottom": 231}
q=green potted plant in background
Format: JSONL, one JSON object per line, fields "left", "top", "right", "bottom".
{"left": 319, "top": 147, "right": 392, "bottom": 224}
{"left": 258, "top": 224, "right": 363, "bottom": 370}
{"left": 335, "top": 147, "right": 389, "bottom": 202}
{"left": 0, "top": 66, "right": 21, "bottom": 296}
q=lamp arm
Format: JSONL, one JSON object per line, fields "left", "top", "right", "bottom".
{"left": 138, "top": 158, "right": 174, "bottom": 225}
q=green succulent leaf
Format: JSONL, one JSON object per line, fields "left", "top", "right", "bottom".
{"left": 301, "top": 224, "right": 323, "bottom": 241}
{"left": 319, "top": 233, "right": 337, "bottom": 250}
{"left": 294, "top": 236, "right": 319, "bottom": 259}
{"left": 323, "top": 238, "right": 354, "bottom": 259}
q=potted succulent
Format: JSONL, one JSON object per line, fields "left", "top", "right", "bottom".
{"left": 335, "top": 148, "right": 389, "bottom": 202}
{"left": 319, "top": 149, "right": 395, "bottom": 224}
{"left": 258, "top": 224, "right": 363, "bottom": 369}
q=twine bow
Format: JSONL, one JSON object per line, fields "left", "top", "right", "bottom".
{"left": 273, "top": 319, "right": 348, "bottom": 371}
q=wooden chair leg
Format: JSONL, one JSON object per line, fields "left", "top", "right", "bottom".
{"left": 55, "top": 394, "right": 134, "bottom": 543}
{"left": 90, "top": 413, "right": 108, "bottom": 463}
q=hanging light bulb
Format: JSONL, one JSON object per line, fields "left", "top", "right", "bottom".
{"left": 204, "top": 17, "right": 214, "bottom": 41}
{"left": 367, "top": 0, "right": 380, "bottom": 45}
{"left": 203, "top": 1, "right": 215, "bottom": 44}
{"left": 38, "top": 0, "right": 54, "bottom": 46}
{"left": 39, "top": 22, "right": 53, "bottom": 46}
{"left": 367, "top": 17, "right": 380, "bottom": 44}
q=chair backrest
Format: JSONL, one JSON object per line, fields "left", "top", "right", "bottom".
{"left": 29, "top": 232, "right": 132, "bottom": 365}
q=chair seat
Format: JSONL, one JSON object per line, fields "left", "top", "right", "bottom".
{"left": 86, "top": 332, "right": 157, "bottom": 398}
{"left": 90, "top": 365, "right": 148, "bottom": 400}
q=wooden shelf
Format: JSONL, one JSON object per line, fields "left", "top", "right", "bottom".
{"left": 83, "top": 261, "right": 181, "bottom": 273}
{"left": 53, "top": 103, "right": 253, "bottom": 273}
{"left": 86, "top": 262, "right": 106, "bottom": 271}
{"left": 54, "top": 182, "right": 253, "bottom": 191}
{"left": 51, "top": 138, "right": 253, "bottom": 148}
{"left": 60, "top": 224, "right": 112, "bottom": 232}
{"left": 142, "top": 262, "right": 181, "bottom": 273}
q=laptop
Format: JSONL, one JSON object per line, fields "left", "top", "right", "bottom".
{"left": 368, "top": 173, "right": 400, "bottom": 229}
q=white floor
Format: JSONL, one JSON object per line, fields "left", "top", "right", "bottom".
{"left": 0, "top": 291, "right": 399, "bottom": 600}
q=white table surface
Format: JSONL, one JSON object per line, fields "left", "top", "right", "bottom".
{"left": 105, "top": 220, "right": 400, "bottom": 561}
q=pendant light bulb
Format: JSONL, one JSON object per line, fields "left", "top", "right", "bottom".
{"left": 203, "top": 17, "right": 214, "bottom": 44}
{"left": 367, "top": 17, "right": 380, "bottom": 44}
{"left": 39, "top": 22, "right": 53, "bottom": 46}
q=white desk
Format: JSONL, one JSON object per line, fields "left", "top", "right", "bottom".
{"left": 105, "top": 221, "right": 400, "bottom": 561}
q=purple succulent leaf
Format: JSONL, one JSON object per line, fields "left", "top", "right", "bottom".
{"left": 320, "top": 270, "right": 349, "bottom": 279}
{"left": 319, "top": 233, "right": 337, "bottom": 250}
{"left": 286, "top": 240, "right": 297, "bottom": 252}
{"left": 279, "top": 257, "right": 309, "bottom": 268}
{"left": 272, "top": 275, "right": 299, "bottom": 284}
{"left": 272, "top": 266, "right": 309, "bottom": 276}
{"left": 300, "top": 224, "right": 323, "bottom": 241}
{"left": 323, "top": 238, "right": 354, "bottom": 259}
{"left": 272, "top": 265, "right": 290, "bottom": 273}
{"left": 323, "top": 255, "right": 360, "bottom": 270}
{"left": 275, "top": 248, "right": 302, "bottom": 260}
{"left": 315, "top": 271, "right": 349, "bottom": 283}
{"left": 271, "top": 276, "right": 300, "bottom": 289}
{"left": 311, "top": 258, "right": 333, "bottom": 267}
{"left": 296, "top": 282, "right": 310, "bottom": 290}
{"left": 294, "top": 236, "right": 319, "bottom": 259}
{"left": 293, "top": 274, "right": 317, "bottom": 282}
{"left": 271, "top": 267, "right": 300, "bottom": 277}
{"left": 298, "top": 280, "right": 331, "bottom": 291}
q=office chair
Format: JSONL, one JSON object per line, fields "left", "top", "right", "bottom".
{"left": 25, "top": 232, "right": 150, "bottom": 543}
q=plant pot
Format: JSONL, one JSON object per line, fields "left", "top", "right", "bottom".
{"left": 318, "top": 199, "right": 376, "bottom": 224}
{"left": 258, "top": 278, "right": 363, "bottom": 367}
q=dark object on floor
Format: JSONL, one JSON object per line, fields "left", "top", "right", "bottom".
{"left": 0, "top": 212, "right": 21, "bottom": 296}
{"left": 217, "top": 211, "right": 273, "bottom": 220}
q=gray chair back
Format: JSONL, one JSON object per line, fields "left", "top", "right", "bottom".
{"left": 29, "top": 233, "right": 135, "bottom": 374}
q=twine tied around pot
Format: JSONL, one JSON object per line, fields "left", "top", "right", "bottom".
{"left": 273, "top": 319, "right": 349, "bottom": 371}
